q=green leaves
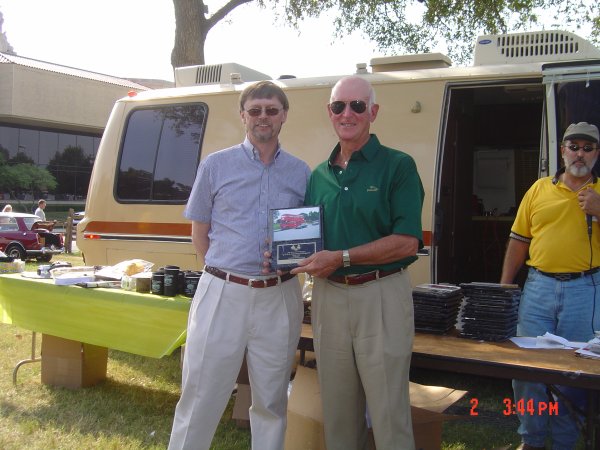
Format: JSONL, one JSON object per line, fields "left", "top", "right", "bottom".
{"left": 172, "top": 0, "right": 599, "bottom": 68}
{"left": 0, "top": 163, "right": 57, "bottom": 193}
{"left": 274, "top": 0, "right": 599, "bottom": 65}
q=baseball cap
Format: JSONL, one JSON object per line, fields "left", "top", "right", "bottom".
{"left": 563, "top": 122, "right": 599, "bottom": 143}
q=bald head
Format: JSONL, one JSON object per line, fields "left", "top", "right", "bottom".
{"left": 330, "top": 76, "right": 376, "bottom": 106}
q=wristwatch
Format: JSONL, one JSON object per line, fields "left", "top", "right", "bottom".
{"left": 342, "top": 249, "right": 351, "bottom": 267}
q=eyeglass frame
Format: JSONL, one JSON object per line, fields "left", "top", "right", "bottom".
{"left": 562, "top": 142, "right": 598, "bottom": 153}
{"left": 244, "top": 107, "right": 282, "bottom": 117}
{"left": 328, "top": 100, "right": 369, "bottom": 115}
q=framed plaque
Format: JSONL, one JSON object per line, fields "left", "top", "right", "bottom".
{"left": 270, "top": 205, "right": 323, "bottom": 270}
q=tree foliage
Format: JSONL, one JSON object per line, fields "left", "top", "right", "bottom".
{"left": 172, "top": 0, "right": 600, "bottom": 68}
{"left": 0, "top": 147, "right": 57, "bottom": 196}
{"left": 47, "top": 146, "right": 94, "bottom": 197}
{"left": 0, "top": 162, "right": 57, "bottom": 195}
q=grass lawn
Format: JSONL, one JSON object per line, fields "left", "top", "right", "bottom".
{"left": 0, "top": 253, "right": 586, "bottom": 449}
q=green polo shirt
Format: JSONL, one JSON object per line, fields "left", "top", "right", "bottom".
{"left": 305, "top": 134, "right": 424, "bottom": 275}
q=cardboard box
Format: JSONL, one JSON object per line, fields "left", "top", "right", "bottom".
{"left": 232, "top": 384, "right": 252, "bottom": 428}
{"left": 284, "top": 365, "right": 466, "bottom": 450}
{"left": 41, "top": 334, "right": 108, "bottom": 389}
{"left": 232, "top": 355, "right": 251, "bottom": 427}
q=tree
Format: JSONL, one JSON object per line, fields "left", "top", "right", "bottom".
{"left": 0, "top": 145, "right": 8, "bottom": 163}
{"left": 9, "top": 151, "right": 34, "bottom": 165}
{"left": 0, "top": 163, "right": 57, "bottom": 197}
{"left": 172, "top": 0, "right": 254, "bottom": 68}
{"left": 47, "top": 146, "right": 94, "bottom": 197}
{"left": 172, "top": 0, "right": 599, "bottom": 68}
{"left": 0, "top": 147, "right": 57, "bottom": 198}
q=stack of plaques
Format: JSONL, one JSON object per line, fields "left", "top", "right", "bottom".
{"left": 413, "top": 284, "right": 463, "bottom": 334}
{"left": 458, "top": 282, "right": 521, "bottom": 341}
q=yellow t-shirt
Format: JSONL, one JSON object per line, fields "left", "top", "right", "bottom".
{"left": 511, "top": 176, "right": 600, "bottom": 272}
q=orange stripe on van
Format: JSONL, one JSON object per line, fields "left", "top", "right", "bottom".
{"left": 84, "top": 221, "right": 432, "bottom": 246}
{"left": 423, "top": 230, "right": 432, "bottom": 246}
{"left": 84, "top": 221, "right": 192, "bottom": 236}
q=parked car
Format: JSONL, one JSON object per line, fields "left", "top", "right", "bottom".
{"left": 72, "top": 211, "right": 85, "bottom": 227}
{"left": 0, "top": 212, "right": 65, "bottom": 262}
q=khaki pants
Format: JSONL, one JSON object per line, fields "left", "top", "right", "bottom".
{"left": 312, "top": 270, "right": 415, "bottom": 450}
{"left": 168, "top": 271, "right": 303, "bottom": 450}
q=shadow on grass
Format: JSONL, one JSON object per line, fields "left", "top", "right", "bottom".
{"left": 107, "top": 348, "right": 183, "bottom": 385}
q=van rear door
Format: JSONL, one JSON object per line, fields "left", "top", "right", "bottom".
{"left": 434, "top": 80, "right": 545, "bottom": 286}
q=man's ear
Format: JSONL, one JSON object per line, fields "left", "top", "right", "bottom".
{"left": 369, "top": 104, "right": 380, "bottom": 123}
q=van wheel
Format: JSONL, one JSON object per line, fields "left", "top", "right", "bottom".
{"left": 5, "top": 244, "right": 26, "bottom": 261}
{"left": 37, "top": 254, "right": 53, "bottom": 263}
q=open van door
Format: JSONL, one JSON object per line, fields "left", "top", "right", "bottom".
{"left": 434, "top": 81, "right": 545, "bottom": 286}
{"left": 434, "top": 61, "right": 600, "bottom": 287}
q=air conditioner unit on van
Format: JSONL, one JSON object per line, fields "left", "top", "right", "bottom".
{"left": 174, "top": 63, "right": 272, "bottom": 87}
{"left": 474, "top": 30, "right": 600, "bottom": 66}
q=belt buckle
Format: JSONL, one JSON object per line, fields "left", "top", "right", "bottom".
{"left": 555, "top": 273, "right": 573, "bottom": 282}
{"left": 248, "top": 278, "right": 267, "bottom": 288}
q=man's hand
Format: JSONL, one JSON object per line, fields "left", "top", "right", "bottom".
{"left": 578, "top": 187, "right": 600, "bottom": 217}
{"left": 290, "top": 250, "right": 341, "bottom": 278}
{"left": 262, "top": 250, "right": 289, "bottom": 276}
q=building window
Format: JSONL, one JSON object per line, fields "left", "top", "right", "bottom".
{"left": 0, "top": 124, "right": 102, "bottom": 200}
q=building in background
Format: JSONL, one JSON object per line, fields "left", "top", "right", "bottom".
{"left": 0, "top": 51, "right": 172, "bottom": 202}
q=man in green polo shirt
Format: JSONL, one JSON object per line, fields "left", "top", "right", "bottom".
{"left": 291, "top": 75, "right": 424, "bottom": 450}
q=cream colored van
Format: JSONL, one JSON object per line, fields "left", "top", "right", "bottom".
{"left": 78, "top": 30, "right": 600, "bottom": 287}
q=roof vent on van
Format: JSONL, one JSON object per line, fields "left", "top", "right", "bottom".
{"left": 370, "top": 53, "right": 452, "bottom": 72}
{"left": 473, "top": 30, "right": 600, "bottom": 66}
{"left": 174, "top": 63, "right": 271, "bottom": 87}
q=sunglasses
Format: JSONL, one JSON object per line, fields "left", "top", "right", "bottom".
{"left": 329, "top": 100, "right": 368, "bottom": 115}
{"left": 245, "top": 107, "right": 281, "bottom": 117}
{"left": 565, "top": 143, "right": 597, "bottom": 153}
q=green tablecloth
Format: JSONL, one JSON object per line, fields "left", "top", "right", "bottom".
{"left": 0, "top": 273, "right": 190, "bottom": 358}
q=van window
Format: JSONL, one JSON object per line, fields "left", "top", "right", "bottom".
{"left": 116, "top": 104, "right": 207, "bottom": 203}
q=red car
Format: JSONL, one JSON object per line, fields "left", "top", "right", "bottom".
{"left": 279, "top": 214, "right": 305, "bottom": 230}
{"left": 0, "top": 212, "right": 64, "bottom": 262}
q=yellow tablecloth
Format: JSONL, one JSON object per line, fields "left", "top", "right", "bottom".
{"left": 0, "top": 273, "right": 190, "bottom": 358}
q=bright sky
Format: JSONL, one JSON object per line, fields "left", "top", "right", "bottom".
{"left": 0, "top": 0, "right": 392, "bottom": 82}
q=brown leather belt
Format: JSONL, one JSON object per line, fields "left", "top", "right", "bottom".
{"left": 205, "top": 266, "right": 295, "bottom": 288}
{"left": 327, "top": 267, "right": 405, "bottom": 286}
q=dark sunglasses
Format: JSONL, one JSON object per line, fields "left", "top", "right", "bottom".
{"left": 245, "top": 107, "right": 281, "bottom": 117}
{"left": 329, "top": 100, "right": 368, "bottom": 115}
{"left": 565, "top": 143, "right": 597, "bottom": 153}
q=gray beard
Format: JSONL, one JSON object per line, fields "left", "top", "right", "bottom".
{"left": 563, "top": 155, "right": 597, "bottom": 177}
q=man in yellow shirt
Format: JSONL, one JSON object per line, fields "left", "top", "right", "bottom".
{"left": 501, "top": 122, "right": 600, "bottom": 450}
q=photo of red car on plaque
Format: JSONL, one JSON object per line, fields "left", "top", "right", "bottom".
{"left": 270, "top": 205, "right": 323, "bottom": 270}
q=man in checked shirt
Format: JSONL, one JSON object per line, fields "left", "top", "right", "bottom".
{"left": 169, "top": 81, "right": 310, "bottom": 450}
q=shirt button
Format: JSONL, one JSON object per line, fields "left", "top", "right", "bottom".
{"left": 344, "top": 187, "right": 349, "bottom": 191}
{"left": 339, "top": 170, "right": 343, "bottom": 175}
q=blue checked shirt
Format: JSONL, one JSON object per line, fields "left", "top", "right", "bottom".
{"left": 184, "top": 138, "right": 310, "bottom": 275}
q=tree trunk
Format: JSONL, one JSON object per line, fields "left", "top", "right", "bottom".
{"left": 171, "top": 0, "right": 256, "bottom": 70}
{"left": 171, "top": 0, "right": 208, "bottom": 69}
